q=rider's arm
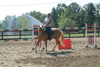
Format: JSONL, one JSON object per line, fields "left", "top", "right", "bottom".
{"left": 42, "top": 20, "right": 45, "bottom": 26}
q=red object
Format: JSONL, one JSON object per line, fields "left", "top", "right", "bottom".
{"left": 70, "top": 28, "right": 74, "bottom": 30}
{"left": 34, "top": 30, "right": 38, "bottom": 32}
{"left": 35, "top": 37, "right": 37, "bottom": 44}
{"left": 57, "top": 39, "right": 71, "bottom": 49}
{"left": 87, "top": 29, "right": 95, "bottom": 31}
{"left": 34, "top": 25, "right": 39, "bottom": 27}
{"left": 39, "top": 42, "right": 41, "bottom": 47}
{"left": 92, "top": 36, "right": 94, "bottom": 44}
{"left": 87, "top": 25, "right": 95, "bottom": 26}
{"left": 14, "top": 39, "right": 19, "bottom": 41}
{"left": 14, "top": 29, "right": 19, "bottom": 31}
{"left": 88, "top": 36, "right": 90, "bottom": 45}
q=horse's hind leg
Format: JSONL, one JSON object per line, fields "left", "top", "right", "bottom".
{"left": 53, "top": 39, "right": 60, "bottom": 51}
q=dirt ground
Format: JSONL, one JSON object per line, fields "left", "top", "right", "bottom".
{"left": 0, "top": 37, "right": 100, "bottom": 67}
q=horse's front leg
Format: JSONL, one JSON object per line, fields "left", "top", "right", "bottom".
{"left": 44, "top": 40, "right": 47, "bottom": 53}
{"left": 35, "top": 40, "right": 41, "bottom": 53}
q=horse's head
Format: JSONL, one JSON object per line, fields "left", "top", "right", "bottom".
{"left": 38, "top": 27, "right": 45, "bottom": 36}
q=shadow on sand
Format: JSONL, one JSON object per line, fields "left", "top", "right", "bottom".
{"left": 47, "top": 51, "right": 73, "bottom": 56}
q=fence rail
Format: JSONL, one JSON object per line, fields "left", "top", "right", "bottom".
{"left": 0, "top": 27, "right": 100, "bottom": 40}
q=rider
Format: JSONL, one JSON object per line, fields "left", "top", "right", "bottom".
{"left": 42, "top": 13, "right": 51, "bottom": 41}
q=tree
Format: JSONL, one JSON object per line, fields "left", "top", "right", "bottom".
{"left": 51, "top": 7, "right": 58, "bottom": 28}
{"left": 22, "top": 15, "right": 30, "bottom": 29}
{"left": 15, "top": 16, "right": 23, "bottom": 29}
{"left": 1, "top": 15, "right": 16, "bottom": 29}
{"left": 3, "top": 15, "right": 10, "bottom": 26}
{"left": 58, "top": 12, "right": 67, "bottom": 28}
{"left": 29, "top": 11, "right": 46, "bottom": 23}
{"left": 0, "top": 21, "right": 1, "bottom": 28}
{"left": 11, "top": 15, "right": 16, "bottom": 29}
{"left": 84, "top": 3, "right": 95, "bottom": 24}
{"left": 65, "top": 2, "right": 81, "bottom": 20}
{"left": 39, "top": 14, "right": 47, "bottom": 23}
{"left": 66, "top": 19, "right": 77, "bottom": 27}
{"left": 56, "top": 3, "right": 67, "bottom": 15}
{"left": 74, "top": 8, "right": 85, "bottom": 27}
{"left": 95, "top": 3, "right": 100, "bottom": 26}
{"left": 1, "top": 23, "right": 6, "bottom": 29}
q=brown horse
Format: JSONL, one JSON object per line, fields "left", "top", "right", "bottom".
{"left": 35, "top": 27, "right": 65, "bottom": 53}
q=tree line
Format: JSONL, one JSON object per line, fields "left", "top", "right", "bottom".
{"left": 0, "top": 2, "right": 100, "bottom": 29}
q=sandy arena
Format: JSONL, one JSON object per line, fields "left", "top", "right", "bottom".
{"left": 0, "top": 37, "right": 100, "bottom": 67}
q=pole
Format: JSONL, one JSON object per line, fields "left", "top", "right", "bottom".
{"left": 32, "top": 24, "right": 34, "bottom": 51}
{"left": 93, "top": 23, "right": 97, "bottom": 48}
{"left": 85, "top": 23, "right": 89, "bottom": 48}
{"left": 88, "top": 36, "right": 90, "bottom": 45}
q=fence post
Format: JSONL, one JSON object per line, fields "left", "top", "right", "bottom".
{"left": 2, "top": 31, "right": 3, "bottom": 40}
{"left": 69, "top": 30, "right": 70, "bottom": 37}
{"left": 19, "top": 31, "right": 21, "bottom": 39}
{"left": 83, "top": 29, "right": 85, "bottom": 37}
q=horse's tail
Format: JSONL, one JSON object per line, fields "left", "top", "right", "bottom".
{"left": 60, "top": 30, "right": 65, "bottom": 46}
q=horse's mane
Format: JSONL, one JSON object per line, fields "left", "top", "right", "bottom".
{"left": 39, "top": 27, "right": 45, "bottom": 31}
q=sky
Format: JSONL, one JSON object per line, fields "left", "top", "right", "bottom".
{"left": 0, "top": 0, "right": 100, "bottom": 21}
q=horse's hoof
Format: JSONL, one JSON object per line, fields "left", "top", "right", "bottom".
{"left": 35, "top": 51, "right": 37, "bottom": 53}
{"left": 59, "top": 49, "right": 61, "bottom": 50}
{"left": 52, "top": 50, "right": 54, "bottom": 51}
{"left": 44, "top": 51, "right": 47, "bottom": 53}
{"left": 31, "top": 48, "right": 34, "bottom": 51}
{"left": 41, "top": 48, "right": 45, "bottom": 50}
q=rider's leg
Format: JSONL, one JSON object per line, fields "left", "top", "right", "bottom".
{"left": 46, "top": 27, "right": 51, "bottom": 40}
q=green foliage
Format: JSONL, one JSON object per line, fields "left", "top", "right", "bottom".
{"left": 51, "top": 7, "right": 58, "bottom": 28}
{"left": 58, "top": 12, "right": 67, "bottom": 28}
{"left": 65, "top": 2, "right": 81, "bottom": 20}
{"left": 1, "top": 23, "right": 6, "bottom": 29}
{"left": 0, "top": 2, "right": 100, "bottom": 29}
{"left": 15, "top": 15, "right": 30, "bottom": 29}
{"left": 3, "top": 15, "right": 10, "bottom": 26}
{"left": 95, "top": 3, "right": 100, "bottom": 26}
{"left": 29, "top": 11, "right": 46, "bottom": 23}
{"left": 11, "top": 15, "right": 16, "bottom": 29}
{"left": 74, "top": 9, "right": 85, "bottom": 27}
{"left": 56, "top": 3, "right": 67, "bottom": 15}
{"left": 84, "top": 3, "right": 95, "bottom": 24}
{"left": 22, "top": 16, "right": 30, "bottom": 29}
{"left": 15, "top": 16, "right": 23, "bottom": 29}
{"left": 66, "top": 18, "right": 77, "bottom": 27}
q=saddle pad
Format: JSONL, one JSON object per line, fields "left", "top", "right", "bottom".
{"left": 51, "top": 29, "right": 55, "bottom": 35}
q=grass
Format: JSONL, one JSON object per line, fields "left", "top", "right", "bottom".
{"left": 64, "top": 33, "right": 99, "bottom": 37}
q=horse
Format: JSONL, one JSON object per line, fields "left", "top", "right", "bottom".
{"left": 35, "top": 26, "right": 65, "bottom": 53}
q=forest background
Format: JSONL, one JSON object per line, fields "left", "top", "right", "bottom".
{"left": 0, "top": 2, "right": 100, "bottom": 29}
